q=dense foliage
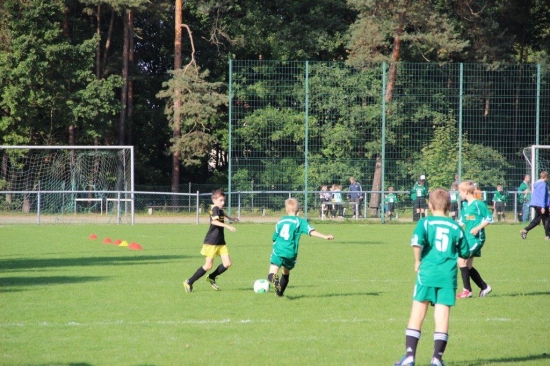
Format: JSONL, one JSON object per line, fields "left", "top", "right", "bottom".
{"left": 1, "top": 0, "right": 549, "bottom": 188}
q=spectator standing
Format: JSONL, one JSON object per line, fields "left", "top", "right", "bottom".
{"left": 411, "top": 178, "right": 428, "bottom": 222}
{"left": 492, "top": 184, "right": 507, "bottom": 222}
{"left": 347, "top": 177, "right": 363, "bottom": 218}
{"left": 518, "top": 175, "right": 531, "bottom": 222}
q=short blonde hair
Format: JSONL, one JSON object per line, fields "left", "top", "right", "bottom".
{"left": 429, "top": 188, "right": 451, "bottom": 212}
{"left": 458, "top": 180, "right": 475, "bottom": 194}
{"left": 285, "top": 198, "right": 300, "bottom": 214}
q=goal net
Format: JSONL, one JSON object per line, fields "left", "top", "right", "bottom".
{"left": 523, "top": 145, "right": 550, "bottom": 182}
{"left": 0, "top": 146, "right": 134, "bottom": 224}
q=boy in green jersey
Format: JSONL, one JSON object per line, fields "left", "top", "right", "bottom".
{"left": 395, "top": 188, "right": 469, "bottom": 366}
{"left": 268, "top": 198, "right": 334, "bottom": 297}
{"left": 492, "top": 184, "right": 507, "bottom": 222}
{"left": 411, "top": 179, "right": 428, "bottom": 221}
{"left": 384, "top": 186, "right": 398, "bottom": 220}
{"left": 456, "top": 181, "right": 494, "bottom": 299}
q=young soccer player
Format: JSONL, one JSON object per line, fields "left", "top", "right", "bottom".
{"left": 456, "top": 181, "right": 494, "bottom": 299}
{"left": 183, "top": 189, "right": 238, "bottom": 293}
{"left": 384, "top": 186, "right": 398, "bottom": 220}
{"left": 492, "top": 184, "right": 507, "bottom": 222}
{"left": 268, "top": 198, "right": 334, "bottom": 297}
{"left": 395, "top": 188, "right": 470, "bottom": 366}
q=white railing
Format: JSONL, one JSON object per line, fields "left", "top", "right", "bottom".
{"left": 0, "top": 190, "right": 525, "bottom": 224}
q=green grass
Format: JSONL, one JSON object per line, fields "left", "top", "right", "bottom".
{"left": 1, "top": 222, "right": 549, "bottom": 365}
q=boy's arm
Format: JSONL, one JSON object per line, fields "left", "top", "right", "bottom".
{"left": 412, "top": 245, "right": 421, "bottom": 272}
{"left": 225, "top": 214, "right": 239, "bottom": 223}
{"left": 310, "top": 230, "right": 334, "bottom": 240}
{"left": 470, "top": 220, "right": 490, "bottom": 236}
{"left": 210, "top": 219, "right": 236, "bottom": 232}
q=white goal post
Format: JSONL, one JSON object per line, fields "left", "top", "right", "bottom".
{"left": 523, "top": 145, "right": 550, "bottom": 184}
{"left": 0, "top": 145, "right": 135, "bottom": 224}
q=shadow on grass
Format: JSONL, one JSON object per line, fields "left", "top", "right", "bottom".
{"left": 0, "top": 275, "right": 107, "bottom": 292}
{"left": 454, "top": 352, "right": 549, "bottom": 365}
{"left": 0, "top": 255, "right": 183, "bottom": 272}
{"left": 505, "top": 291, "right": 550, "bottom": 297}
{"left": 285, "top": 291, "right": 380, "bottom": 300}
{"left": 29, "top": 363, "right": 93, "bottom": 366}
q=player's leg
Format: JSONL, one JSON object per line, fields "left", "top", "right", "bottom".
{"left": 278, "top": 267, "right": 291, "bottom": 296}
{"left": 432, "top": 303, "right": 451, "bottom": 365}
{"left": 268, "top": 263, "right": 282, "bottom": 293}
{"left": 457, "top": 257, "right": 473, "bottom": 298}
{"left": 184, "top": 249, "right": 214, "bottom": 292}
{"left": 206, "top": 250, "right": 231, "bottom": 290}
{"left": 395, "top": 300, "right": 428, "bottom": 366}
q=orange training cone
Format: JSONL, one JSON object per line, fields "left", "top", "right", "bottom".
{"left": 114, "top": 239, "right": 122, "bottom": 246}
{"left": 129, "top": 242, "right": 143, "bottom": 250}
{"left": 102, "top": 237, "right": 112, "bottom": 244}
{"left": 89, "top": 234, "right": 98, "bottom": 240}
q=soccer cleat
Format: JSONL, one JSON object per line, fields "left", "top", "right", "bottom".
{"left": 430, "top": 358, "right": 446, "bottom": 366}
{"left": 270, "top": 274, "right": 282, "bottom": 293}
{"left": 394, "top": 355, "right": 415, "bottom": 366}
{"left": 183, "top": 280, "right": 193, "bottom": 293}
{"left": 206, "top": 276, "right": 220, "bottom": 290}
{"left": 520, "top": 230, "right": 527, "bottom": 239}
{"left": 479, "top": 285, "right": 492, "bottom": 297}
{"left": 545, "top": 236, "right": 550, "bottom": 240}
{"left": 456, "top": 289, "right": 473, "bottom": 298}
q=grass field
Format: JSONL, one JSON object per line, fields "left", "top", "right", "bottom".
{"left": 1, "top": 221, "right": 549, "bottom": 365}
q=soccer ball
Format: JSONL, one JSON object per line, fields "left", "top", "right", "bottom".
{"left": 253, "top": 279, "right": 270, "bottom": 293}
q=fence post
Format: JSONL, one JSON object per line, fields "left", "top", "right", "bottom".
{"left": 195, "top": 191, "right": 200, "bottom": 224}
{"left": 237, "top": 191, "right": 241, "bottom": 221}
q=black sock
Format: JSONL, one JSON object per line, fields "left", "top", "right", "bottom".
{"left": 460, "top": 267, "right": 471, "bottom": 291}
{"left": 279, "top": 274, "right": 290, "bottom": 295}
{"left": 405, "top": 328, "right": 421, "bottom": 357}
{"left": 469, "top": 267, "right": 487, "bottom": 290}
{"left": 433, "top": 332, "right": 448, "bottom": 360}
{"left": 188, "top": 266, "right": 207, "bottom": 285}
{"left": 209, "top": 264, "right": 228, "bottom": 279}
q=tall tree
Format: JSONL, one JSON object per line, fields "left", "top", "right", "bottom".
{"left": 172, "top": 0, "right": 183, "bottom": 193}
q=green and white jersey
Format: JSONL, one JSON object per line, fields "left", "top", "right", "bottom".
{"left": 411, "top": 217, "right": 469, "bottom": 289}
{"left": 384, "top": 193, "right": 398, "bottom": 203}
{"left": 493, "top": 190, "right": 507, "bottom": 203}
{"left": 518, "top": 181, "right": 529, "bottom": 203}
{"left": 450, "top": 191, "right": 459, "bottom": 203}
{"left": 458, "top": 199, "right": 493, "bottom": 250}
{"left": 412, "top": 183, "right": 428, "bottom": 198}
{"left": 272, "top": 216, "right": 314, "bottom": 259}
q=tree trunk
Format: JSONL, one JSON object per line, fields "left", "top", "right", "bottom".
{"left": 384, "top": 11, "right": 404, "bottom": 103}
{"left": 172, "top": 0, "right": 183, "bottom": 195}
{"left": 119, "top": 9, "right": 129, "bottom": 146}
{"left": 102, "top": 9, "right": 115, "bottom": 76}
{"left": 127, "top": 10, "right": 134, "bottom": 145}
{"left": 368, "top": 155, "right": 382, "bottom": 217}
{"left": 95, "top": 5, "right": 101, "bottom": 79}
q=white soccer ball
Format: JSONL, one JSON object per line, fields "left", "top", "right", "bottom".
{"left": 253, "top": 279, "right": 270, "bottom": 293}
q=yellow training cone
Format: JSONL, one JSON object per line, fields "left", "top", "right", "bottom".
{"left": 119, "top": 240, "right": 129, "bottom": 247}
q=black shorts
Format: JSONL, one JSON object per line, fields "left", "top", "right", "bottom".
{"left": 387, "top": 203, "right": 395, "bottom": 212}
{"left": 414, "top": 197, "right": 427, "bottom": 209}
{"left": 450, "top": 202, "right": 458, "bottom": 212}
{"left": 494, "top": 202, "right": 505, "bottom": 212}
